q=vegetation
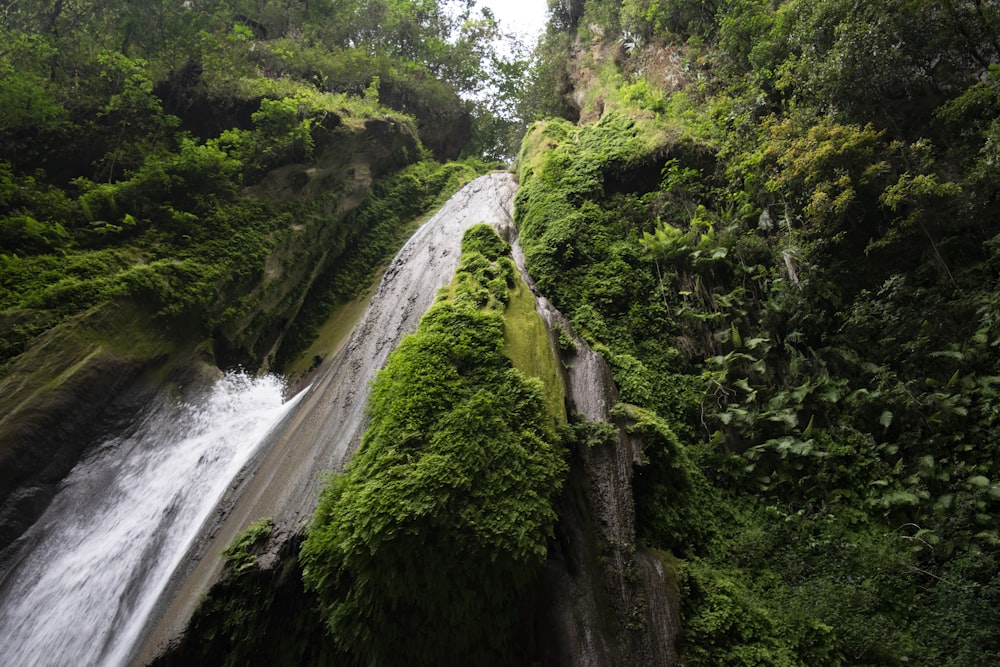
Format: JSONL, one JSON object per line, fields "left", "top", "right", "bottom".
{"left": 160, "top": 529, "right": 336, "bottom": 667}
{"left": 0, "top": 0, "right": 527, "bottom": 381}
{"left": 513, "top": 0, "right": 1000, "bottom": 664}
{"left": 222, "top": 518, "right": 274, "bottom": 575}
{"left": 301, "top": 224, "right": 567, "bottom": 665}
{"left": 0, "top": 0, "right": 533, "bottom": 570}
{"left": 9, "top": 0, "right": 1000, "bottom": 664}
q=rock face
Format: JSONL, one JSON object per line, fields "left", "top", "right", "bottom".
{"left": 502, "top": 218, "right": 682, "bottom": 666}
{"left": 379, "top": 80, "right": 472, "bottom": 161}
{"left": 0, "top": 304, "right": 178, "bottom": 556}
{"left": 212, "top": 116, "right": 421, "bottom": 370}
{"left": 2, "top": 168, "right": 681, "bottom": 665}
{"left": 149, "top": 175, "right": 680, "bottom": 667}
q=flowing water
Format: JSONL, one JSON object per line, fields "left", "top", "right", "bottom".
{"left": 136, "top": 172, "right": 519, "bottom": 662}
{"left": 0, "top": 373, "right": 301, "bottom": 667}
{"left": 0, "top": 174, "right": 514, "bottom": 666}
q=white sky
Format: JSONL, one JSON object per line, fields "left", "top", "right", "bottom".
{"left": 477, "top": 0, "right": 548, "bottom": 41}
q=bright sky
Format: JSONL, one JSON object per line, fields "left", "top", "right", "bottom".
{"left": 477, "top": 0, "right": 548, "bottom": 42}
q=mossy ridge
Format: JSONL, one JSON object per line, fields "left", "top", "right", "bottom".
{"left": 300, "top": 224, "right": 568, "bottom": 666}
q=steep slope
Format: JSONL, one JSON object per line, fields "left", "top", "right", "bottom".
{"left": 150, "top": 176, "right": 681, "bottom": 667}
{"left": 513, "top": 1, "right": 1000, "bottom": 664}
{"left": 145, "top": 175, "right": 538, "bottom": 665}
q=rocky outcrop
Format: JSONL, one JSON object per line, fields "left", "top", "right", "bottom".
{"left": 139, "top": 174, "right": 681, "bottom": 666}
{"left": 212, "top": 117, "right": 421, "bottom": 370}
{"left": 379, "top": 80, "right": 472, "bottom": 161}
{"left": 505, "top": 230, "right": 681, "bottom": 666}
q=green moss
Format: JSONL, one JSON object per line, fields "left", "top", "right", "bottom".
{"left": 272, "top": 159, "right": 489, "bottom": 372}
{"left": 300, "top": 224, "right": 567, "bottom": 666}
{"left": 282, "top": 267, "right": 382, "bottom": 383}
{"left": 504, "top": 272, "right": 567, "bottom": 425}
{"left": 222, "top": 517, "right": 274, "bottom": 575}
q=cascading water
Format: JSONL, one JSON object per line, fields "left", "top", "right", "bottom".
{"left": 0, "top": 372, "right": 302, "bottom": 667}
{"left": 136, "top": 172, "right": 519, "bottom": 662}
{"left": 0, "top": 171, "right": 678, "bottom": 667}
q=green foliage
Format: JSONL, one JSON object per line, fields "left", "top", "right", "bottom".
{"left": 273, "top": 159, "right": 489, "bottom": 371}
{"left": 0, "top": 166, "right": 73, "bottom": 255}
{"left": 622, "top": 403, "right": 723, "bottom": 556}
{"left": 0, "top": 0, "right": 513, "bottom": 375}
{"left": 209, "top": 93, "right": 330, "bottom": 180}
{"left": 301, "top": 225, "right": 566, "bottom": 666}
{"left": 222, "top": 518, "right": 274, "bottom": 576}
{"left": 679, "top": 560, "right": 812, "bottom": 667}
{"left": 519, "top": 1, "right": 1000, "bottom": 659}
{"left": 621, "top": 0, "right": 720, "bottom": 41}
{"left": 0, "top": 32, "right": 68, "bottom": 138}
{"left": 460, "top": 222, "right": 512, "bottom": 260}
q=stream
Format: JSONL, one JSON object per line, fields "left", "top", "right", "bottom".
{"left": 0, "top": 373, "right": 301, "bottom": 667}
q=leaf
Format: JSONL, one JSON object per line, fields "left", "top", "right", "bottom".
{"left": 818, "top": 385, "right": 842, "bottom": 403}
{"left": 973, "top": 531, "right": 1000, "bottom": 545}
{"left": 933, "top": 494, "right": 953, "bottom": 510}
{"left": 968, "top": 475, "right": 990, "bottom": 488}
{"left": 878, "top": 491, "right": 920, "bottom": 507}
{"left": 766, "top": 409, "right": 799, "bottom": 428}
{"left": 878, "top": 410, "right": 893, "bottom": 429}
{"left": 929, "top": 350, "right": 964, "bottom": 360}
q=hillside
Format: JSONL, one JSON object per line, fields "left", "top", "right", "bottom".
{"left": 514, "top": 1, "right": 1000, "bottom": 664}
{"left": 0, "top": 0, "right": 513, "bottom": 550}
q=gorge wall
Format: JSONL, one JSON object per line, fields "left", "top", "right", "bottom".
{"left": 146, "top": 173, "right": 679, "bottom": 666}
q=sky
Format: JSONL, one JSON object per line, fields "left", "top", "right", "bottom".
{"left": 478, "top": 0, "right": 549, "bottom": 41}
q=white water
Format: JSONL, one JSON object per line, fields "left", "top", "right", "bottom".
{"left": 0, "top": 372, "right": 301, "bottom": 667}
{"left": 64, "top": 172, "right": 518, "bottom": 664}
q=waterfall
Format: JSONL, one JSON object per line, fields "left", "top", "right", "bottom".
{"left": 0, "top": 172, "right": 678, "bottom": 666}
{"left": 0, "top": 173, "right": 517, "bottom": 667}
{"left": 136, "top": 172, "right": 519, "bottom": 662}
{"left": 0, "top": 372, "right": 302, "bottom": 667}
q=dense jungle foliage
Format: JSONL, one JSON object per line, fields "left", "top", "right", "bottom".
{"left": 514, "top": 0, "right": 1000, "bottom": 664}
{"left": 0, "top": 0, "right": 529, "bottom": 377}
{"left": 7, "top": 0, "right": 1000, "bottom": 664}
{"left": 301, "top": 224, "right": 567, "bottom": 666}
